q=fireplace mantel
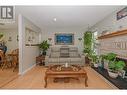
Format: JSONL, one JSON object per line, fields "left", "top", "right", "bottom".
{"left": 98, "top": 29, "right": 127, "bottom": 40}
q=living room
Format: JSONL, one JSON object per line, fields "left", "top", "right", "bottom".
{"left": 1, "top": 5, "right": 127, "bottom": 90}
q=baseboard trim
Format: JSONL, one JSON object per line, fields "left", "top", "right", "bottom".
{"left": 21, "top": 64, "right": 36, "bottom": 75}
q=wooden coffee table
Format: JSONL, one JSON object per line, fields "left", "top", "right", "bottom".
{"left": 44, "top": 65, "right": 88, "bottom": 88}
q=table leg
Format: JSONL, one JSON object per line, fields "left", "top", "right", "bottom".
{"left": 13, "top": 63, "right": 18, "bottom": 72}
{"left": 85, "top": 74, "right": 88, "bottom": 87}
{"left": 54, "top": 78, "right": 58, "bottom": 83}
{"left": 44, "top": 76, "right": 47, "bottom": 88}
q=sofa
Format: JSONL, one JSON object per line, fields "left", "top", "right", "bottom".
{"left": 45, "top": 46, "right": 85, "bottom": 66}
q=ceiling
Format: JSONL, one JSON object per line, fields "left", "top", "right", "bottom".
{"left": 0, "top": 6, "right": 121, "bottom": 30}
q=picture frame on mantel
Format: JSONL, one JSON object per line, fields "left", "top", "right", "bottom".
{"left": 117, "top": 7, "right": 127, "bottom": 20}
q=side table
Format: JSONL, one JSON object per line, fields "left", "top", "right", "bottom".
{"left": 36, "top": 55, "right": 45, "bottom": 66}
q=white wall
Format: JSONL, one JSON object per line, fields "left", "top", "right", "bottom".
{"left": 19, "top": 14, "right": 41, "bottom": 74}
{"left": 0, "top": 29, "right": 18, "bottom": 53}
{"left": 91, "top": 6, "right": 126, "bottom": 35}
{"left": 90, "top": 6, "right": 127, "bottom": 56}
{"left": 41, "top": 28, "right": 86, "bottom": 53}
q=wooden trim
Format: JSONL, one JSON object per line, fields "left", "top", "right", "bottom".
{"left": 98, "top": 29, "right": 127, "bottom": 39}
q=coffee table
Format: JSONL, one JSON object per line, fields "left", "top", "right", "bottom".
{"left": 44, "top": 65, "right": 88, "bottom": 88}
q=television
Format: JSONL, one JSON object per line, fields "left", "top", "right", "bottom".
{"left": 55, "top": 33, "right": 74, "bottom": 45}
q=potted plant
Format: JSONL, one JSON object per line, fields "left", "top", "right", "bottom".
{"left": 83, "top": 31, "right": 93, "bottom": 66}
{"left": 0, "top": 33, "right": 4, "bottom": 42}
{"left": 38, "top": 40, "right": 50, "bottom": 56}
{"left": 98, "top": 54, "right": 106, "bottom": 68}
{"left": 108, "top": 60, "right": 125, "bottom": 78}
{"left": 91, "top": 54, "right": 99, "bottom": 68}
{"left": 122, "top": 67, "right": 127, "bottom": 78}
{"left": 104, "top": 53, "right": 117, "bottom": 70}
{"left": 83, "top": 31, "right": 93, "bottom": 54}
{"left": 106, "top": 53, "right": 117, "bottom": 61}
{"left": 0, "top": 34, "right": 3, "bottom": 39}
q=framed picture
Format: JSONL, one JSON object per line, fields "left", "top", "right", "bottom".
{"left": 55, "top": 33, "right": 74, "bottom": 45}
{"left": 117, "top": 7, "right": 127, "bottom": 20}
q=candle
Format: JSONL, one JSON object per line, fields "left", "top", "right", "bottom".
{"left": 65, "top": 62, "right": 68, "bottom": 68}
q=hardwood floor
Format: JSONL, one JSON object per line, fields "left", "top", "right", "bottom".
{"left": 0, "top": 68, "right": 18, "bottom": 88}
{"left": 1, "top": 66, "right": 117, "bottom": 89}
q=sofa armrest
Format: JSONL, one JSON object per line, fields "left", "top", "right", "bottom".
{"left": 46, "top": 49, "right": 50, "bottom": 56}
{"left": 45, "top": 55, "right": 49, "bottom": 63}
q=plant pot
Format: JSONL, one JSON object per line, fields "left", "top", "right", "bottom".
{"left": 94, "top": 64, "right": 98, "bottom": 68}
{"left": 85, "top": 57, "right": 91, "bottom": 65}
{"left": 108, "top": 70, "right": 118, "bottom": 78}
{"left": 98, "top": 62, "right": 102, "bottom": 67}
{"left": 118, "top": 70, "right": 126, "bottom": 78}
{"left": 42, "top": 51, "right": 46, "bottom": 56}
{"left": 104, "top": 60, "right": 109, "bottom": 70}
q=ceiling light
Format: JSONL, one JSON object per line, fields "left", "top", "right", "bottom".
{"left": 53, "top": 18, "right": 57, "bottom": 22}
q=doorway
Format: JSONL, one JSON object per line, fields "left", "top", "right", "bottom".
{"left": 0, "top": 22, "right": 19, "bottom": 87}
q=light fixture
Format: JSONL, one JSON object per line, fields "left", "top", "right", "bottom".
{"left": 53, "top": 18, "right": 57, "bottom": 22}
{"left": 78, "top": 38, "right": 82, "bottom": 41}
{"left": 48, "top": 38, "right": 52, "bottom": 41}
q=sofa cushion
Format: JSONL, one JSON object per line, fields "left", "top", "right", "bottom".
{"left": 70, "top": 58, "right": 82, "bottom": 63}
{"left": 48, "top": 58, "right": 59, "bottom": 63}
{"left": 59, "top": 58, "right": 70, "bottom": 63}
{"left": 69, "top": 52, "right": 80, "bottom": 57}
{"left": 50, "top": 52, "right": 60, "bottom": 58}
{"left": 51, "top": 47, "right": 60, "bottom": 52}
{"left": 69, "top": 47, "right": 78, "bottom": 51}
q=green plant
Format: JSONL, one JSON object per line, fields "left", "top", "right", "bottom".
{"left": 99, "top": 54, "right": 107, "bottom": 61}
{"left": 38, "top": 40, "right": 50, "bottom": 55}
{"left": 123, "top": 66, "right": 127, "bottom": 76}
{"left": 83, "top": 31, "right": 93, "bottom": 57}
{"left": 84, "top": 31, "right": 92, "bottom": 47}
{"left": 91, "top": 54, "right": 99, "bottom": 64}
{"left": 83, "top": 48, "right": 93, "bottom": 57}
{"left": 109, "top": 61, "right": 125, "bottom": 73}
{"left": 99, "top": 53, "right": 117, "bottom": 69}
{"left": 0, "top": 33, "right": 3, "bottom": 39}
{"left": 83, "top": 48, "right": 91, "bottom": 54}
{"left": 99, "top": 54, "right": 107, "bottom": 63}
{"left": 106, "top": 53, "right": 117, "bottom": 62}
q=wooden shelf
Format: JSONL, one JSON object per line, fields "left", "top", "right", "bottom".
{"left": 98, "top": 29, "right": 127, "bottom": 40}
